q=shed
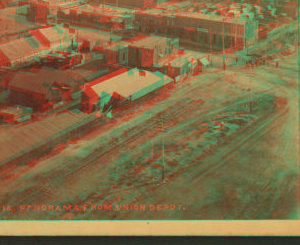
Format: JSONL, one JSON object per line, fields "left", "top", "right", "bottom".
{"left": 81, "top": 68, "right": 173, "bottom": 112}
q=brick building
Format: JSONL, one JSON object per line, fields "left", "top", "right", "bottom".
{"left": 1, "top": 67, "right": 85, "bottom": 111}
{"left": 57, "top": 5, "right": 135, "bottom": 31}
{"left": 154, "top": 50, "right": 209, "bottom": 78}
{"left": 127, "top": 35, "right": 178, "bottom": 68}
{"left": 90, "top": 0, "right": 156, "bottom": 9}
{"left": 27, "top": 1, "right": 49, "bottom": 24}
{"left": 81, "top": 67, "right": 173, "bottom": 113}
{"left": 135, "top": 9, "right": 259, "bottom": 51}
{"left": 104, "top": 41, "right": 129, "bottom": 66}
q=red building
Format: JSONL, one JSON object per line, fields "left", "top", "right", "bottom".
{"left": 154, "top": 50, "right": 209, "bottom": 78}
{"left": 27, "top": 1, "right": 49, "bottom": 24}
{"left": 57, "top": 5, "right": 135, "bottom": 31}
{"left": 135, "top": 9, "right": 259, "bottom": 51}
{"left": 1, "top": 67, "right": 85, "bottom": 112}
{"left": 104, "top": 41, "right": 129, "bottom": 66}
{"left": 127, "top": 35, "right": 177, "bottom": 68}
{"left": 81, "top": 67, "right": 173, "bottom": 113}
{"left": 81, "top": 68, "right": 128, "bottom": 112}
{"left": 90, "top": 0, "right": 155, "bottom": 9}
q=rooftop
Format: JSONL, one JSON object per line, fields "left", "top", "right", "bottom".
{"left": 83, "top": 68, "right": 172, "bottom": 101}
{"left": 75, "top": 28, "right": 122, "bottom": 42}
{"left": 0, "top": 36, "right": 46, "bottom": 62}
{"left": 128, "top": 35, "right": 167, "bottom": 49}
{"left": 156, "top": 50, "right": 207, "bottom": 67}
{"left": 0, "top": 14, "right": 42, "bottom": 38}
{"left": 1, "top": 67, "right": 84, "bottom": 96}
{"left": 136, "top": 8, "right": 247, "bottom": 24}
{"left": 106, "top": 41, "right": 129, "bottom": 51}
{"left": 60, "top": 4, "right": 134, "bottom": 16}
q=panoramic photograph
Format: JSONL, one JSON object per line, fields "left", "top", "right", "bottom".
{"left": 0, "top": 0, "right": 298, "bottom": 222}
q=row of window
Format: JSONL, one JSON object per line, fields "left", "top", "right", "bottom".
{"left": 139, "top": 17, "right": 246, "bottom": 37}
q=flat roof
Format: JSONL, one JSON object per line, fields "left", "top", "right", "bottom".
{"left": 157, "top": 50, "right": 207, "bottom": 67}
{"left": 136, "top": 9, "right": 247, "bottom": 24}
{"left": 60, "top": 4, "right": 134, "bottom": 16}
{"left": 0, "top": 16, "right": 41, "bottom": 38}
{"left": 75, "top": 28, "right": 122, "bottom": 42}
{"left": 129, "top": 35, "right": 167, "bottom": 49}
{"left": 106, "top": 41, "right": 129, "bottom": 51}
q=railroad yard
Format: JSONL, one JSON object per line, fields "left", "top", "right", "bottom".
{"left": 0, "top": 0, "right": 298, "bottom": 222}
{"left": 0, "top": 51, "right": 297, "bottom": 220}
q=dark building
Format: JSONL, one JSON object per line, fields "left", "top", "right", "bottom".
{"left": 90, "top": 0, "right": 156, "bottom": 9}
{"left": 127, "top": 35, "right": 178, "bottom": 68}
{"left": 135, "top": 9, "right": 259, "bottom": 51}
{"left": 0, "top": 67, "right": 85, "bottom": 111}
{"left": 27, "top": 1, "right": 49, "bottom": 24}
{"left": 57, "top": 5, "right": 135, "bottom": 31}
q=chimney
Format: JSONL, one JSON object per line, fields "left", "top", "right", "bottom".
{"left": 139, "top": 70, "right": 146, "bottom": 76}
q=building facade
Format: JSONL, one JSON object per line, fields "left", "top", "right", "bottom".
{"left": 127, "top": 35, "right": 177, "bottom": 68}
{"left": 90, "top": 0, "right": 155, "bottom": 9}
{"left": 57, "top": 5, "right": 135, "bottom": 31}
{"left": 135, "top": 10, "right": 259, "bottom": 51}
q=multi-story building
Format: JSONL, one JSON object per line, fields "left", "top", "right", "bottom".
{"left": 135, "top": 9, "right": 259, "bottom": 51}
{"left": 0, "top": 16, "right": 42, "bottom": 44}
{"left": 127, "top": 35, "right": 178, "bottom": 68}
{"left": 0, "top": 26, "right": 74, "bottom": 67}
{"left": 36, "top": 0, "right": 84, "bottom": 9}
{"left": 57, "top": 5, "right": 135, "bottom": 31}
{"left": 27, "top": 1, "right": 49, "bottom": 24}
{"left": 89, "top": 0, "right": 155, "bottom": 9}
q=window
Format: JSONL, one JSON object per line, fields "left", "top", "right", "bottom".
{"left": 204, "top": 33, "right": 207, "bottom": 43}
{"left": 191, "top": 33, "right": 196, "bottom": 42}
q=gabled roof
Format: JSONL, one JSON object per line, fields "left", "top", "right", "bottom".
{"left": 1, "top": 67, "right": 81, "bottom": 97}
{"left": 83, "top": 68, "right": 173, "bottom": 101}
{"left": 0, "top": 48, "right": 10, "bottom": 65}
{"left": 38, "top": 26, "right": 67, "bottom": 43}
{"left": 0, "top": 37, "right": 46, "bottom": 62}
{"left": 81, "top": 68, "right": 128, "bottom": 95}
{"left": 29, "top": 29, "right": 51, "bottom": 47}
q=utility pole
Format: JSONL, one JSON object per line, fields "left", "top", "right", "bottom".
{"left": 210, "top": 26, "right": 212, "bottom": 58}
{"left": 249, "top": 62, "right": 252, "bottom": 113}
{"left": 235, "top": 21, "right": 237, "bottom": 52}
{"left": 222, "top": 23, "right": 225, "bottom": 72}
{"left": 152, "top": 124, "right": 154, "bottom": 181}
{"left": 161, "top": 117, "right": 165, "bottom": 182}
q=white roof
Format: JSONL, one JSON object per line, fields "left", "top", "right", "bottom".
{"left": 39, "top": 26, "right": 68, "bottom": 43}
{"left": 0, "top": 37, "right": 44, "bottom": 61}
{"left": 91, "top": 69, "right": 172, "bottom": 100}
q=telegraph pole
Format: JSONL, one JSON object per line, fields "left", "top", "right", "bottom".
{"left": 210, "top": 26, "right": 212, "bottom": 58}
{"left": 161, "top": 117, "right": 165, "bottom": 182}
{"left": 222, "top": 23, "right": 225, "bottom": 72}
{"left": 249, "top": 60, "right": 252, "bottom": 113}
